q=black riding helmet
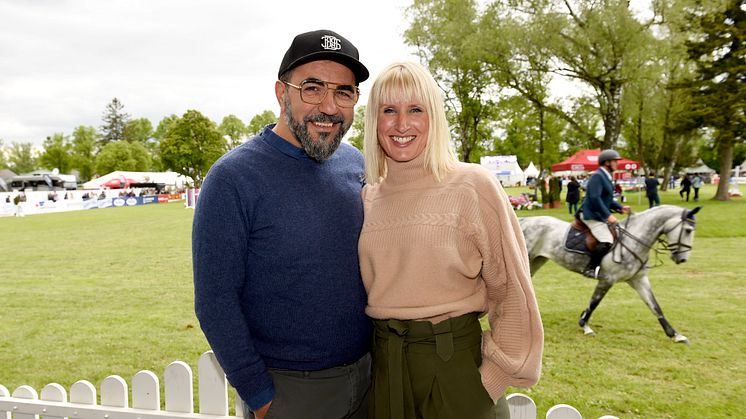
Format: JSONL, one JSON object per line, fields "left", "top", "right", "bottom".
{"left": 598, "top": 149, "right": 622, "bottom": 165}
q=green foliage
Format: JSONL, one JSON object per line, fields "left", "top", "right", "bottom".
{"left": 95, "top": 140, "right": 152, "bottom": 174}
{"left": 99, "top": 98, "right": 130, "bottom": 144}
{"left": 405, "top": 0, "right": 496, "bottom": 162}
{"left": 682, "top": 0, "right": 746, "bottom": 199}
{"left": 150, "top": 115, "right": 181, "bottom": 173}
{"left": 122, "top": 118, "right": 154, "bottom": 143}
{"left": 246, "top": 110, "right": 277, "bottom": 138}
{"left": 71, "top": 126, "right": 99, "bottom": 182}
{"left": 153, "top": 115, "right": 179, "bottom": 140}
{"left": 160, "top": 110, "right": 227, "bottom": 188}
{"left": 492, "top": 96, "right": 564, "bottom": 173}
{"left": 348, "top": 106, "right": 365, "bottom": 151}
{"left": 39, "top": 133, "right": 73, "bottom": 173}
{"left": 0, "top": 138, "right": 8, "bottom": 169}
{"left": 537, "top": 0, "right": 654, "bottom": 148}
{"left": 219, "top": 114, "right": 249, "bottom": 149}
{"left": 7, "top": 142, "right": 37, "bottom": 174}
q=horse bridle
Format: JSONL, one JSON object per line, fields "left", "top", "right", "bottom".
{"left": 665, "top": 210, "right": 696, "bottom": 257}
{"left": 612, "top": 209, "right": 696, "bottom": 274}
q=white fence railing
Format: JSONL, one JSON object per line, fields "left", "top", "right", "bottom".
{"left": 0, "top": 351, "right": 617, "bottom": 419}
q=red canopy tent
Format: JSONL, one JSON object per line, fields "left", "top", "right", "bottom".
{"left": 551, "top": 149, "right": 640, "bottom": 173}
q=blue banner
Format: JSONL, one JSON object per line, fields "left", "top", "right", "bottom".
{"left": 83, "top": 195, "right": 160, "bottom": 209}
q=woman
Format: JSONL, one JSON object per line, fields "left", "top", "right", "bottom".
{"left": 566, "top": 176, "right": 581, "bottom": 214}
{"left": 359, "top": 62, "right": 543, "bottom": 419}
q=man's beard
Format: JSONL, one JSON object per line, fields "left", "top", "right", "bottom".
{"left": 284, "top": 95, "right": 351, "bottom": 161}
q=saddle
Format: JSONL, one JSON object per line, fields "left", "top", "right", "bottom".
{"left": 564, "top": 215, "right": 618, "bottom": 255}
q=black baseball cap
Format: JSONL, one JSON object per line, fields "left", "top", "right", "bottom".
{"left": 278, "top": 29, "right": 369, "bottom": 85}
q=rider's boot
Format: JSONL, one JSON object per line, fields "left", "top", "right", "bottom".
{"left": 583, "top": 242, "right": 612, "bottom": 280}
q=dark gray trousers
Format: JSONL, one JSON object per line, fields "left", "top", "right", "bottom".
{"left": 244, "top": 353, "right": 371, "bottom": 419}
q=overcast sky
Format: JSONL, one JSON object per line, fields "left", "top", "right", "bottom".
{"left": 0, "top": 0, "right": 417, "bottom": 146}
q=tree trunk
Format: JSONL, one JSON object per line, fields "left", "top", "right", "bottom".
{"left": 538, "top": 106, "right": 545, "bottom": 174}
{"left": 601, "top": 81, "right": 623, "bottom": 149}
{"left": 714, "top": 134, "right": 734, "bottom": 201}
{"left": 636, "top": 98, "right": 644, "bottom": 170}
{"left": 659, "top": 95, "right": 677, "bottom": 192}
{"left": 459, "top": 120, "right": 471, "bottom": 162}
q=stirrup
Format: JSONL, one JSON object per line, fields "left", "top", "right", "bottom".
{"left": 583, "top": 266, "right": 605, "bottom": 280}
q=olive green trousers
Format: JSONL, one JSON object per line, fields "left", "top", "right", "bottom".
{"left": 370, "top": 313, "right": 509, "bottom": 419}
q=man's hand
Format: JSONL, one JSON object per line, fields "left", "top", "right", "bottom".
{"left": 620, "top": 205, "right": 631, "bottom": 214}
{"left": 607, "top": 214, "right": 618, "bottom": 224}
{"left": 253, "top": 401, "right": 273, "bottom": 419}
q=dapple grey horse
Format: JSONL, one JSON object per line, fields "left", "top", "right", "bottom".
{"left": 519, "top": 205, "right": 701, "bottom": 344}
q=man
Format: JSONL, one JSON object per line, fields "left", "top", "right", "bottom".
{"left": 692, "top": 173, "right": 703, "bottom": 201}
{"left": 680, "top": 174, "right": 692, "bottom": 201}
{"left": 644, "top": 172, "right": 660, "bottom": 208}
{"left": 193, "top": 30, "right": 371, "bottom": 419}
{"left": 579, "top": 149, "right": 630, "bottom": 279}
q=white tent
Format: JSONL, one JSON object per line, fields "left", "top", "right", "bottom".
{"left": 524, "top": 162, "right": 540, "bottom": 178}
{"left": 480, "top": 155, "right": 525, "bottom": 186}
{"left": 82, "top": 171, "right": 192, "bottom": 190}
{"left": 682, "top": 159, "right": 716, "bottom": 174}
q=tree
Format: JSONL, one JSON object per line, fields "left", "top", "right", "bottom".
{"left": 95, "top": 141, "right": 152, "bottom": 174}
{"left": 0, "top": 139, "right": 8, "bottom": 169}
{"left": 480, "top": 4, "right": 578, "bottom": 169}
{"left": 347, "top": 106, "right": 365, "bottom": 151}
{"left": 405, "top": 0, "right": 497, "bottom": 162}
{"left": 150, "top": 115, "right": 181, "bottom": 172}
{"left": 490, "top": 96, "right": 565, "bottom": 173}
{"left": 39, "top": 133, "right": 73, "bottom": 173}
{"left": 153, "top": 115, "right": 179, "bottom": 140}
{"left": 682, "top": 0, "right": 746, "bottom": 200}
{"left": 160, "top": 110, "right": 227, "bottom": 188}
{"left": 7, "top": 142, "right": 37, "bottom": 174}
{"left": 100, "top": 98, "right": 130, "bottom": 144}
{"left": 71, "top": 126, "right": 99, "bottom": 181}
{"left": 122, "top": 118, "right": 154, "bottom": 143}
{"left": 516, "top": 0, "right": 657, "bottom": 149}
{"left": 219, "top": 114, "right": 249, "bottom": 149}
{"left": 247, "top": 110, "right": 277, "bottom": 137}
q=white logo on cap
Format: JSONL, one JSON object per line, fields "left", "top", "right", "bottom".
{"left": 321, "top": 35, "right": 342, "bottom": 51}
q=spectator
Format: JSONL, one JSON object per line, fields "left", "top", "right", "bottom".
{"left": 644, "top": 172, "right": 660, "bottom": 208}
{"left": 566, "top": 176, "right": 581, "bottom": 215}
{"left": 692, "top": 173, "right": 703, "bottom": 201}
{"left": 680, "top": 174, "right": 692, "bottom": 202}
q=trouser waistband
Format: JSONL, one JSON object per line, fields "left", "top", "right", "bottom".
{"left": 268, "top": 352, "right": 370, "bottom": 379}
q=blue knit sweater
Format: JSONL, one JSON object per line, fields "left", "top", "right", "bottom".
{"left": 192, "top": 125, "right": 371, "bottom": 410}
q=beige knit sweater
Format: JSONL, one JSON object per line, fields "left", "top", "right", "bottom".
{"left": 359, "top": 154, "right": 544, "bottom": 400}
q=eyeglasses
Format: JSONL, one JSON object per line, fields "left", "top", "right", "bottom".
{"left": 281, "top": 79, "right": 359, "bottom": 108}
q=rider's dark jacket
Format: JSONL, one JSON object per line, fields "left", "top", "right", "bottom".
{"left": 579, "top": 167, "right": 623, "bottom": 221}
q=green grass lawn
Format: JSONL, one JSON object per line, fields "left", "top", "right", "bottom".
{"left": 1, "top": 186, "right": 744, "bottom": 418}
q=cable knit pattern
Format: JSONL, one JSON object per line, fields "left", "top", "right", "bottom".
{"left": 359, "top": 154, "right": 543, "bottom": 400}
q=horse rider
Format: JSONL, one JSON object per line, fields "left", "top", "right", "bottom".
{"left": 578, "top": 149, "right": 631, "bottom": 279}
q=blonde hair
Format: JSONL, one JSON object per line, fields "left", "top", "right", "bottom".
{"left": 363, "top": 62, "right": 458, "bottom": 184}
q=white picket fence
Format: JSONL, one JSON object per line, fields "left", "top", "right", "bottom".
{"left": 0, "top": 351, "right": 617, "bottom": 419}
